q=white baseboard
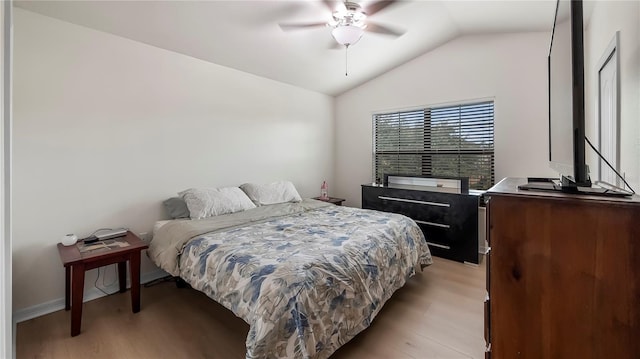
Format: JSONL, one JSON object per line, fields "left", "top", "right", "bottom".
{"left": 12, "top": 269, "right": 168, "bottom": 324}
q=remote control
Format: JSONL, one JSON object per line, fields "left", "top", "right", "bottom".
{"left": 84, "top": 236, "right": 99, "bottom": 244}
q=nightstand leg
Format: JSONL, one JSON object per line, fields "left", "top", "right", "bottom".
{"left": 65, "top": 266, "right": 71, "bottom": 311}
{"left": 118, "top": 261, "right": 127, "bottom": 293}
{"left": 71, "top": 263, "right": 85, "bottom": 336}
{"left": 130, "top": 251, "right": 141, "bottom": 313}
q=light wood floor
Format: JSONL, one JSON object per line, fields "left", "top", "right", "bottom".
{"left": 17, "top": 257, "right": 486, "bottom": 359}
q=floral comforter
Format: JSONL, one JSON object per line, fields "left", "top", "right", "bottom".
{"left": 151, "top": 201, "right": 432, "bottom": 358}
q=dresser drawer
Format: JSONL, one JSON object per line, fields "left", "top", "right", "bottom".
{"left": 378, "top": 195, "right": 450, "bottom": 225}
{"left": 485, "top": 246, "right": 491, "bottom": 292}
{"left": 363, "top": 186, "right": 451, "bottom": 224}
{"left": 419, "top": 224, "right": 451, "bottom": 247}
{"left": 484, "top": 294, "right": 491, "bottom": 347}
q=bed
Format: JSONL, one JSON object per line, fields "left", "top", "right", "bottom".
{"left": 148, "top": 198, "right": 432, "bottom": 359}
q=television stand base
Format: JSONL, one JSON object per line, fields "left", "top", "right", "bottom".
{"left": 518, "top": 181, "right": 632, "bottom": 198}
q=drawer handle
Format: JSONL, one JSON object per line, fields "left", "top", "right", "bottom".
{"left": 426, "top": 241, "right": 450, "bottom": 250}
{"left": 415, "top": 220, "right": 450, "bottom": 229}
{"left": 378, "top": 196, "right": 450, "bottom": 207}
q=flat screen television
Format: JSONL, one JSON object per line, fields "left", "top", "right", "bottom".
{"left": 519, "top": 0, "right": 631, "bottom": 196}
{"left": 548, "top": 0, "right": 590, "bottom": 188}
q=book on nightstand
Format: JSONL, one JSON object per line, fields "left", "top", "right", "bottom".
{"left": 77, "top": 237, "right": 130, "bottom": 254}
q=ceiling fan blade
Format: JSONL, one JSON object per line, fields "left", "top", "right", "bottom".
{"left": 364, "top": 0, "right": 398, "bottom": 16}
{"left": 365, "top": 22, "right": 405, "bottom": 37}
{"left": 279, "top": 22, "right": 327, "bottom": 31}
{"left": 322, "top": 0, "right": 337, "bottom": 12}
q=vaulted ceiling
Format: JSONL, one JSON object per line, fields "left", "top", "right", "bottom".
{"left": 16, "top": 1, "right": 561, "bottom": 96}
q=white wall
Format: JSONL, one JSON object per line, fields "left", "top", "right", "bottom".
{"left": 584, "top": 0, "right": 640, "bottom": 191}
{"left": 12, "top": 9, "right": 334, "bottom": 311}
{"left": 335, "top": 32, "right": 553, "bottom": 207}
{"left": 1, "top": 2, "right": 13, "bottom": 357}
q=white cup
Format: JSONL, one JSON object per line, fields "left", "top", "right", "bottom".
{"left": 61, "top": 234, "right": 78, "bottom": 246}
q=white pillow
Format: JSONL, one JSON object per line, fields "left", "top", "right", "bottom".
{"left": 179, "top": 187, "right": 256, "bottom": 220}
{"left": 240, "top": 181, "right": 302, "bottom": 206}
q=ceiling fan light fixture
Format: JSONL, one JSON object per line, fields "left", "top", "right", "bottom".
{"left": 332, "top": 25, "right": 364, "bottom": 46}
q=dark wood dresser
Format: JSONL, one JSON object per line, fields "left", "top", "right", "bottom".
{"left": 485, "top": 177, "right": 640, "bottom": 358}
{"left": 362, "top": 183, "right": 480, "bottom": 264}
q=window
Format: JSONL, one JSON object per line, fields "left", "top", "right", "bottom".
{"left": 373, "top": 101, "right": 494, "bottom": 190}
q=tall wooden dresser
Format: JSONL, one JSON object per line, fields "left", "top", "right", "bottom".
{"left": 485, "top": 177, "right": 640, "bottom": 359}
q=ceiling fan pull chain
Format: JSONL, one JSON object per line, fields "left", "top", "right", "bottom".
{"left": 345, "top": 44, "right": 349, "bottom": 76}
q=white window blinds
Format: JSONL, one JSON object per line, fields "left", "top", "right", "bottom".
{"left": 373, "top": 101, "right": 494, "bottom": 190}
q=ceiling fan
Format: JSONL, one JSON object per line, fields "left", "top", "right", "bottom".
{"left": 279, "top": 0, "right": 405, "bottom": 48}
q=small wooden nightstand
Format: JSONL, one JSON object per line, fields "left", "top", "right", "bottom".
{"left": 56, "top": 231, "right": 148, "bottom": 336}
{"left": 313, "top": 196, "right": 346, "bottom": 206}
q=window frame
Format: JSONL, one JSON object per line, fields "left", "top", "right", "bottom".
{"left": 372, "top": 100, "right": 495, "bottom": 190}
